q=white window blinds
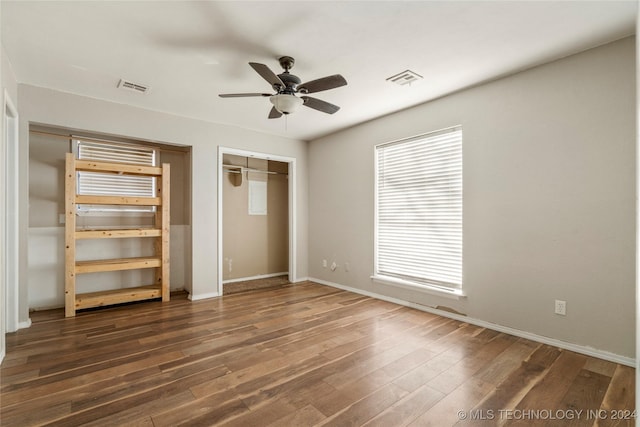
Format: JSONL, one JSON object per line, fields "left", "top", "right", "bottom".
{"left": 74, "top": 139, "right": 158, "bottom": 214}
{"left": 375, "top": 126, "right": 462, "bottom": 292}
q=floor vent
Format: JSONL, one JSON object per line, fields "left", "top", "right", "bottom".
{"left": 117, "top": 79, "right": 150, "bottom": 94}
{"left": 386, "top": 70, "right": 423, "bottom": 86}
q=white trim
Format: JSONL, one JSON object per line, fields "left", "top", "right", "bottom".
{"left": 188, "top": 291, "right": 220, "bottom": 301}
{"left": 0, "top": 348, "right": 5, "bottom": 365}
{"left": 4, "top": 90, "right": 20, "bottom": 333}
{"left": 18, "top": 319, "right": 31, "bottom": 329}
{"left": 371, "top": 274, "right": 466, "bottom": 300}
{"left": 636, "top": 8, "right": 640, "bottom": 415}
{"left": 217, "top": 147, "right": 297, "bottom": 297}
{"left": 223, "top": 272, "right": 289, "bottom": 284}
{"left": 291, "top": 277, "right": 309, "bottom": 283}
{"left": 310, "top": 277, "right": 635, "bottom": 368}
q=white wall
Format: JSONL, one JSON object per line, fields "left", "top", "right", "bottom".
{"left": 27, "top": 225, "right": 190, "bottom": 309}
{"left": 0, "top": 0, "right": 5, "bottom": 363}
{"left": 1, "top": 7, "right": 20, "bottom": 362}
{"left": 309, "top": 37, "right": 636, "bottom": 359}
{"left": 636, "top": 3, "right": 639, "bottom": 415}
{"left": 17, "top": 84, "right": 308, "bottom": 315}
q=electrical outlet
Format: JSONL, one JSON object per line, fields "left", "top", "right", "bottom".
{"left": 322, "top": 259, "right": 327, "bottom": 268}
{"left": 555, "top": 300, "right": 566, "bottom": 316}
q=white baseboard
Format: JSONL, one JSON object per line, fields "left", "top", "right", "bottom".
{"left": 188, "top": 291, "right": 220, "bottom": 301}
{"left": 291, "top": 276, "right": 309, "bottom": 283}
{"left": 0, "top": 348, "right": 5, "bottom": 365}
{"left": 309, "top": 277, "right": 635, "bottom": 368}
{"left": 223, "top": 272, "right": 289, "bottom": 284}
{"left": 18, "top": 319, "right": 31, "bottom": 329}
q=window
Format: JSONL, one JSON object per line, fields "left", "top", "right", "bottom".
{"left": 74, "top": 138, "right": 158, "bottom": 214}
{"left": 375, "top": 126, "right": 463, "bottom": 295}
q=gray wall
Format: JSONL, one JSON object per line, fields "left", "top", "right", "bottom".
{"left": 308, "top": 37, "right": 636, "bottom": 359}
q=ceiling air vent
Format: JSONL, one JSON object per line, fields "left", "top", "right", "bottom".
{"left": 117, "top": 79, "right": 150, "bottom": 94}
{"left": 386, "top": 70, "right": 423, "bottom": 86}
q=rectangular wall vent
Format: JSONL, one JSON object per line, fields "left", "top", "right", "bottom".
{"left": 117, "top": 79, "right": 150, "bottom": 94}
{"left": 386, "top": 70, "right": 423, "bottom": 86}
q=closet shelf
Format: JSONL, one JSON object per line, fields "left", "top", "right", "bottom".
{"left": 75, "top": 285, "right": 162, "bottom": 310}
{"left": 75, "top": 228, "right": 162, "bottom": 239}
{"left": 75, "top": 256, "right": 162, "bottom": 274}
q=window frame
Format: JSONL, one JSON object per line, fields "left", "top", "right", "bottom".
{"left": 373, "top": 126, "right": 464, "bottom": 298}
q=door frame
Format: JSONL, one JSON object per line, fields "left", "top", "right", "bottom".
{"left": 217, "top": 146, "right": 297, "bottom": 295}
{"left": 4, "top": 90, "right": 19, "bottom": 335}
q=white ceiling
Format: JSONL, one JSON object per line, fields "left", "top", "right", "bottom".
{"left": 2, "top": 1, "right": 636, "bottom": 141}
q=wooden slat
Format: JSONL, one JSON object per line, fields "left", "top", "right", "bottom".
{"left": 75, "top": 286, "right": 162, "bottom": 310}
{"left": 75, "top": 195, "right": 160, "bottom": 206}
{"left": 75, "top": 229, "right": 162, "bottom": 239}
{"left": 64, "top": 154, "right": 77, "bottom": 318}
{"left": 75, "top": 159, "right": 163, "bottom": 176}
{"left": 161, "top": 164, "right": 170, "bottom": 302}
{"left": 75, "top": 257, "right": 162, "bottom": 274}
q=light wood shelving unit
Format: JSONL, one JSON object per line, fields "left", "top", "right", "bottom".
{"left": 65, "top": 153, "right": 170, "bottom": 317}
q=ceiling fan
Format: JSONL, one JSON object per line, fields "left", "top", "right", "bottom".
{"left": 219, "top": 56, "right": 347, "bottom": 119}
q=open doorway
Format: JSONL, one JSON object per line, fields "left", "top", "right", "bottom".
{"left": 217, "top": 147, "right": 296, "bottom": 295}
{"left": 4, "top": 91, "right": 19, "bottom": 335}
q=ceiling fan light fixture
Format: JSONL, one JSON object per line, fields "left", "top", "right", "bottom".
{"left": 270, "top": 94, "right": 303, "bottom": 114}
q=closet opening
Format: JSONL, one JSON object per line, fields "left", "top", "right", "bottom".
{"left": 27, "top": 125, "right": 192, "bottom": 312}
{"left": 218, "top": 147, "right": 296, "bottom": 295}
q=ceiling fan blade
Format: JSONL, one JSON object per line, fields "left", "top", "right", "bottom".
{"left": 268, "top": 107, "right": 283, "bottom": 119}
{"left": 219, "top": 93, "right": 271, "bottom": 98}
{"left": 301, "top": 96, "right": 340, "bottom": 114}
{"left": 299, "top": 74, "right": 347, "bottom": 94}
{"left": 249, "top": 62, "right": 285, "bottom": 89}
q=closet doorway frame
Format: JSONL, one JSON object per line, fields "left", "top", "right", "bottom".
{"left": 3, "top": 91, "right": 19, "bottom": 336}
{"left": 217, "top": 147, "right": 297, "bottom": 295}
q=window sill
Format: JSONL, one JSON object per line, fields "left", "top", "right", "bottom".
{"left": 371, "top": 275, "right": 466, "bottom": 300}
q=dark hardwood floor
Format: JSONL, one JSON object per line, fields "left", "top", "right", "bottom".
{"left": 0, "top": 281, "right": 635, "bottom": 426}
{"left": 223, "top": 275, "right": 290, "bottom": 295}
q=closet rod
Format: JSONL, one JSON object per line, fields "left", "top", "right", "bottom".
{"left": 223, "top": 164, "right": 283, "bottom": 175}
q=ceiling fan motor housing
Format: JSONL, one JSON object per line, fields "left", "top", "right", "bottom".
{"left": 276, "top": 73, "right": 301, "bottom": 94}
